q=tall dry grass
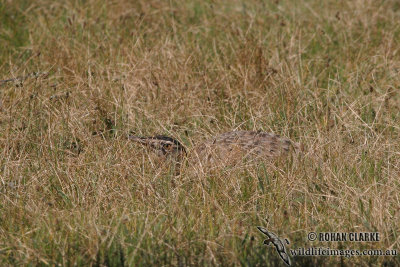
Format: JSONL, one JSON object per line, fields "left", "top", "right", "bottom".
{"left": 0, "top": 0, "right": 399, "bottom": 266}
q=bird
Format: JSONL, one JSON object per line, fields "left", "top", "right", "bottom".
{"left": 128, "top": 135, "right": 186, "bottom": 157}
{"left": 128, "top": 135, "right": 186, "bottom": 174}
{"left": 191, "top": 130, "right": 298, "bottom": 167}
{"left": 128, "top": 130, "right": 300, "bottom": 172}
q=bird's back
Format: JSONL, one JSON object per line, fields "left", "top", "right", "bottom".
{"left": 191, "top": 131, "right": 298, "bottom": 167}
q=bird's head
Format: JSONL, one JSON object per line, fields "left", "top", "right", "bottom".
{"left": 129, "top": 135, "right": 187, "bottom": 158}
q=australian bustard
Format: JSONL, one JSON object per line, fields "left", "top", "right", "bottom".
{"left": 128, "top": 130, "right": 300, "bottom": 173}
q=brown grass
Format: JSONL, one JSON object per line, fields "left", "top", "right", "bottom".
{"left": 0, "top": 0, "right": 399, "bottom": 266}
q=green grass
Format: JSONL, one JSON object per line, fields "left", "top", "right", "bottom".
{"left": 1, "top": 0, "right": 400, "bottom": 266}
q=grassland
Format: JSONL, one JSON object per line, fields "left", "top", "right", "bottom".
{"left": 0, "top": 0, "right": 399, "bottom": 266}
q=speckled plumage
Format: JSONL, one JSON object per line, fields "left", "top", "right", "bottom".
{"left": 129, "top": 131, "right": 299, "bottom": 169}
{"left": 191, "top": 131, "right": 297, "bottom": 166}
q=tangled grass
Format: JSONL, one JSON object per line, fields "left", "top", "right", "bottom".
{"left": 0, "top": 0, "right": 399, "bottom": 266}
